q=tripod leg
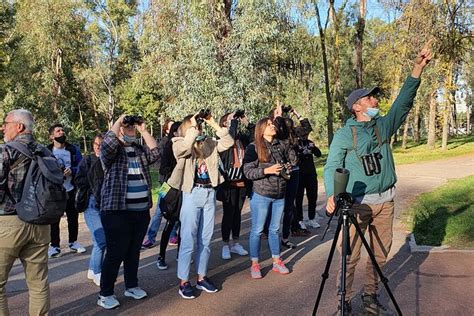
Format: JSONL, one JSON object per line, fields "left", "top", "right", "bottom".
{"left": 349, "top": 215, "right": 403, "bottom": 316}
{"left": 312, "top": 215, "right": 343, "bottom": 316}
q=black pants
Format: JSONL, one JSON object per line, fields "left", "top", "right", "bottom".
{"left": 221, "top": 186, "right": 247, "bottom": 242}
{"left": 50, "top": 190, "right": 78, "bottom": 247}
{"left": 159, "top": 219, "right": 180, "bottom": 260}
{"left": 100, "top": 210, "right": 150, "bottom": 296}
{"left": 294, "top": 171, "right": 318, "bottom": 226}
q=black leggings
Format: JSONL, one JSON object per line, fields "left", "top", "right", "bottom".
{"left": 294, "top": 171, "right": 318, "bottom": 226}
{"left": 221, "top": 186, "right": 247, "bottom": 242}
{"left": 159, "top": 220, "right": 180, "bottom": 260}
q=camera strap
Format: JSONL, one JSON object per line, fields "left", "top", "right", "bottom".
{"left": 350, "top": 126, "right": 388, "bottom": 167}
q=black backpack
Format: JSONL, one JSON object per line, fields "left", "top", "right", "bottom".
{"left": 6, "top": 142, "right": 67, "bottom": 225}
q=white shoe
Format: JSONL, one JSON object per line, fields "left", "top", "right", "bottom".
{"left": 222, "top": 245, "right": 231, "bottom": 260}
{"left": 97, "top": 295, "right": 120, "bottom": 309}
{"left": 230, "top": 243, "right": 248, "bottom": 256}
{"left": 124, "top": 287, "right": 147, "bottom": 300}
{"left": 308, "top": 219, "right": 321, "bottom": 229}
{"left": 69, "top": 241, "right": 86, "bottom": 253}
{"left": 299, "top": 220, "right": 308, "bottom": 230}
{"left": 87, "top": 269, "right": 94, "bottom": 280}
{"left": 48, "top": 246, "right": 61, "bottom": 258}
{"left": 92, "top": 273, "right": 101, "bottom": 286}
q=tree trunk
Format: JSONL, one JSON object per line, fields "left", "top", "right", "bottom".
{"left": 413, "top": 101, "right": 421, "bottom": 143}
{"left": 441, "top": 65, "right": 454, "bottom": 150}
{"left": 314, "top": 2, "right": 333, "bottom": 145}
{"left": 427, "top": 91, "right": 437, "bottom": 150}
{"left": 401, "top": 113, "right": 410, "bottom": 149}
{"left": 467, "top": 105, "right": 472, "bottom": 135}
{"left": 354, "top": 0, "right": 366, "bottom": 88}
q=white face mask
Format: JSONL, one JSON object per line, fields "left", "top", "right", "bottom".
{"left": 122, "top": 135, "right": 137, "bottom": 144}
{"left": 363, "top": 108, "right": 380, "bottom": 119}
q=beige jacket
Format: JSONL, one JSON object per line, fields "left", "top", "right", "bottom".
{"left": 167, "top": 127, "right": 234, "bottom": 193}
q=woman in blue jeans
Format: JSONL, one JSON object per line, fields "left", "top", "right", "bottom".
{"left": 166, "top": 113, "right": 233, "bottom": 299}
{"left": 243, "top": 117, "right": 296, "bottom": 279}
{"left": 76, "top": 134, "right": 105, "bottom": 286}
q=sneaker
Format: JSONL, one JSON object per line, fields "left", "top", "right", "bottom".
{"left": 97, "top": 295, "right": 120, "bottom": 309}
{"left": 69, "top": 241, "right": 86, "bottom": 253}
{"left": 272, "top": 259, "right": 290, "bottom": 274}
{"left": 92, "top": 273, "right": 101, "bottom": 287}
{"left": 299, "top": 220, "right": 308, "bottom": 230}
{"left": 156, "top": 256, "right": 168, "bottom": 270}
{"left": 281, "top": 240, "right": 296, "bottom": 249}
{"left": 168, "top": 236, "right": 178, "bottom": 246}
{"left": 87, "top": 269, "right": 94, "bottom": 280}
{"left": 334, "top": 300, "right": 352, "bottom": 316}
{"left": 291, "top": 228, "right": 311, "bottom": 237}
{"left": 48, "top": 246, "right": 61, "bottom": 258}
{"left": 141, "top": 239, "right": 155, "bottom": 249}
{"left": 361, "top": 293, "right": 394, "bottom": 315}
{"left": 196, "top": 277, "right": 218, "bottom": 293}
{"left": 308, "top": 218, "right": 321, "bottom": 229}
{"left": 222, "top": 245, "right": 231, "bottom": 260}
{"left": 250, "top": 263, "right": 262, "bottom": 279}
{"left": 178, "top": 282, "right": 195, "bottom": 299}
{"left": 230, "top": 243, "right": 248, "bottom": 256}
{"left": 124, "top": 287, "right": 148, "bottom": 300}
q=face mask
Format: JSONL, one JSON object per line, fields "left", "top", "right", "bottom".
{"left": 54, "top": 135, "right": 66, "bottom": 144}
{"left": 363, "top": 108, "right": 380, "bottom": 119}
{"left": 123, "top": 135, "right": 137, "bottom": 144}
{"left": 195, "top": 135, "right": 207, "bottom": 142}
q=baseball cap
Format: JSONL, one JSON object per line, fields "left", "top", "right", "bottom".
{"left": 346, "top": 87, "right": 380, "bottom": 111}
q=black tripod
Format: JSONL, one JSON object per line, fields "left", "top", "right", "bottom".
{"left": 312, "top": 193, "right": 402, "bottom": 316}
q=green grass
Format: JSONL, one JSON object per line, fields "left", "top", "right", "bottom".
{"left": 392, "top": 135, "right": 474, "bottom": 165}
{"left": 408, "top": 175, "right": 474, "bottom": 248}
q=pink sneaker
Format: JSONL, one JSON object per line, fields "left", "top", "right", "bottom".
{"left": 250, "top": 264, "right": 262, "bottom": 279}
{"left": 272, "top": 259, "right": 290, "bottom": 274}
{"left": 168, "top": 236, "right": 178, "bottom": 246}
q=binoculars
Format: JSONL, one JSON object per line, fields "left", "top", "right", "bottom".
{"left": 234, "top": 109, "right": 245, "bottom": 119}
{"left": 361, "top": 152, "right": 383, "bottom": 176}
{"left": 195, "top": 109, "right": 211, "bottom": 125}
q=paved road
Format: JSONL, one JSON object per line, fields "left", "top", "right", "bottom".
{"left": 6, "top": 154, "right": 474, "bottom": 315}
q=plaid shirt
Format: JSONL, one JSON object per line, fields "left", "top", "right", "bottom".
{"left": 100, "top": 131, "right": 160, "bottom": 212}
{"left": 0, "top": 134, "right": 42, "bottom": 215}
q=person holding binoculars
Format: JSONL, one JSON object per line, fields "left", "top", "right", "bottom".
{"left": 324, "top": 42, "right": 433, "bottom": 315}
{"left": 243, "top": 117, "right": 297, "bottom": 279}
{"left": 168, "top": 111, "right": 233, "bottom": 299}
{"left": 97, "top": 114, "right": 159, "bottom": 309}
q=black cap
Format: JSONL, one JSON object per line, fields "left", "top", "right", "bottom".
{"left": 346, "top": 87, "right": 380, "bottom": 111}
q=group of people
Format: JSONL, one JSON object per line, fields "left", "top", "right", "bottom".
{"left": 0, "top": 42, "right": 432, "bottom": 315}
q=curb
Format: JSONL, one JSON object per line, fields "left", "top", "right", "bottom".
{"left": 408, "top": 233, "right": 474, "bottom": 253}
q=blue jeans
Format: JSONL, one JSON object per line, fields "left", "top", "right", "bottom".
{"left": 177, "top": 187, "right": 216, "bottom": 281}
{"left": 146, "top": 194, "right": 163, "bottom": 243}
{"left": 84, "top": 196, "right": 106, "bottom": 274}
{"left": 249, "top": 192, "right": 285, "bottom": 261}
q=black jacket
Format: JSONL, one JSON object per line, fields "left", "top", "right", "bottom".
{"left": 296, "top": 139, "right": 321, "bottom": 174}
{"left": 243, "top": 139, "right": 296, "bottom": 199}
{"left": 75, "top": 154, "right": 104, "bottom": 205}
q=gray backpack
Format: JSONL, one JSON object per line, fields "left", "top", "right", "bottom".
{"left": 6, "top": 142, "right": 67, "bottom": 225}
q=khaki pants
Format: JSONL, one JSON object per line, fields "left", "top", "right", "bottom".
{"left": 337, "top": 201, "right": 394, "bottom": 301}
{"left": 0, "top": 215, "right": 50, "bottom": 316}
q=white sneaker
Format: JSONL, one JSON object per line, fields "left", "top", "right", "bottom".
{"left": 230, "top": 243, "right": 248, "bottom": 256}
{"left": 97, "top": 295, "right": 120, "bottom": 309}
{"left": 308, "top": 219, "right": 321, "bottom": 229}
{"left": 48, "top": 246, "right": 61, "bottom": 258}
{"left": 92, "top": 273, "right": 101, "bottom": 286}
{"left": 69, "top": 241, "right": 86, "bottom": 253}
{"left": 124, "top": 287, "right": 147, "bottom": 300}
{"left": 299, "top": 220, "right": 308, "bottom": 230}
{"left": 222, "top": 245, "right": 231, "bottom": 260}
{"left": 87, "top": 269, "right": 94, "bottom": 280}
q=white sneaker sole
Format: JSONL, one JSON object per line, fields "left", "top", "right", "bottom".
{"left": 196, "top": 284, "right": 218, "bottom": 293}
{"left": 230, "top": 250, "right": 248, "bottom": 256}
{"left": 178, "top": 289, "right": 195, "bottom": 299}
{"left": 156, "top": 264, "right": 168, "bottom": 270}
{"left": 70, "top": 248, "right": 86, "bottom": 254}
{"left": 97, "top": 300, "right": 119, "bottom": 309}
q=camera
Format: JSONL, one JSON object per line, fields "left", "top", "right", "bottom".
{"left": 234, "top": 109, "right": 245, "bottom": 119}
{"left": 361, "top": 152, "right": 383, "bottom": 176}
{"left": 282, "top": 105, "right": 293, "bottom": 113}
{"left": 271, "top": 145, "right": 291, "bottom": 180}
{"left": 195, "top": 109, "right": 211, "bottom": 125}
{"left": 123, "top": 115, "right": 144, "bottom": 126}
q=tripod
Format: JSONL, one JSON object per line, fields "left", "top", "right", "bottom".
{"left": 312, "top": 193, "right": 402, "bottom": 316}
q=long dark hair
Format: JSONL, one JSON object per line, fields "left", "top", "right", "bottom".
{"left": 254, "top": 117, "right": 271, "bottom": 163}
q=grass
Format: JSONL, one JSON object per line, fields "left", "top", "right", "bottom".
{"left": 408, "top": 175, "right": 474, "bottom": 249}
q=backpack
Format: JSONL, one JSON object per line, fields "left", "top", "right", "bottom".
{"left": 6, "top": 142, "right": 67, "bottom": 225}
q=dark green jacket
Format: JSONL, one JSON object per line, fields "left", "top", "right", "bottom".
{"left": 324, "top": 76, "right": 421, "bottom": 198}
